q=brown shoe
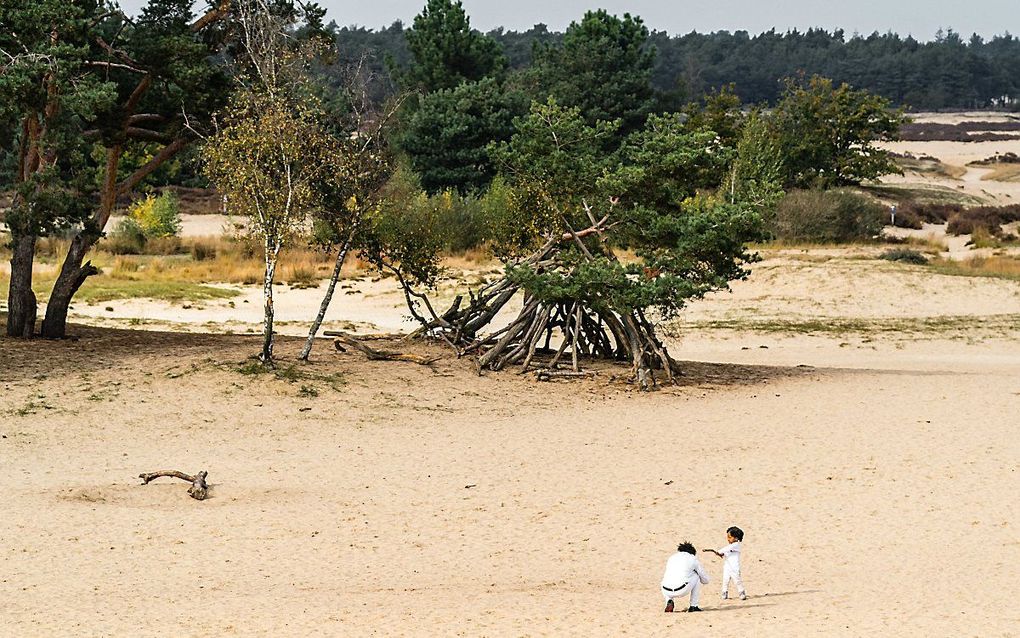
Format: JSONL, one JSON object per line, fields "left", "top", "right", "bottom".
{"left": 664, "top": 599, "right": 675, "bottom": 612}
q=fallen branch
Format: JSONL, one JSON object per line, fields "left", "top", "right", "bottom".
{"left": 323, "top": 331, "right": 408, "bottom": 341}
{"left": 332, "top": 333, "right": 440, "bottom": 366}
{"left": 536, "top": 370, "right": 597, "bottom": 382}
{"left": 138, "top": 470, "right": 209, "bottom": 500}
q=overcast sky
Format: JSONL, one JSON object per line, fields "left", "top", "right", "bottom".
{"left": 119, "top": 0, "right": 1018, "bottom": 39}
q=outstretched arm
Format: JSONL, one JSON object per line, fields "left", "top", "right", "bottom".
{"left": 702, "top": 549, "right": 723, "bottom": 557}
{"left": 694, "top": 560, "right": 711, "bottom": 585}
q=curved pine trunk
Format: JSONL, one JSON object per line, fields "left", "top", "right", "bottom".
{"left": 41, "top": 231, "right": 100, "bottom": 339}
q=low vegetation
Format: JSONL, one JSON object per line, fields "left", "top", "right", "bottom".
{"left": 879, "top": 248, "right": 929, "bottom": 265}
{"left": 929, "top": 255, "right": 1020, "bottom": 282}
{"left": 770, "top": 189, "right": 886, "bottom": 242}
{"left": 897, "top": 121, "right": 1020, "bottom": 142}
{"left": 676, "top": 313, "right": 1020, "bottom": 337}
{"left": 0, "top": 232, "right": 357, "bottom": 303}
{"left": 980, "top": 163, "right": 1020, "bottom": 183}
{"left": 0, "top": 269, "right": 237, "bottom": 304}
{"left": 945, "top": 205, "right": 1020, "bottom": 236}
{"left": 234, "top": 360, "right": 346, "bottom": 393}
{"left": 892, "top": 153, "right": 967, "bottom": 180}
{"left": 860, "top": 184, "right": 985, "bottom": 207}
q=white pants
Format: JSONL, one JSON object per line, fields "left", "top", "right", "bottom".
{"left": 661, "top": 575, "right": 702, "bottom": 607}
{"left": 722, "top": 565, "right": 745, "bottom": 595}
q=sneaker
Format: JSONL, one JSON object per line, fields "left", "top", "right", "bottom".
{"left": 664, "top": 599, "right": 674, "bottom": 613}
{"left": 739, "top": 592, "right": 747, "bottom": 601}
{"left": 687, "top": 606, "right": 703, "bottom": 613}
{"left": 722, "top": 591, "right": 729, "bottom": 600}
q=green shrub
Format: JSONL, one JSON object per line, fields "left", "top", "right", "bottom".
{"left": 433, "top": 190, "right": 489, "bottom": 253}
{"left": 772, "top": 189, "right": 886, "bottom": 242}
{"left": 879, "top": 248, "right": 929, "bottom": 265}
{"left": 360, "top": 169, "right": 446, "bottom": 287}
{"left": 129, "top": 192, "right": 181, "bottom": 238}
{"left": 105, "top": 218, "right": 147, "bottom": 254}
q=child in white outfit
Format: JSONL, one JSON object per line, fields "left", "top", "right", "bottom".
{"left": 704, "top": 526, "right": 746, "bottom": 600}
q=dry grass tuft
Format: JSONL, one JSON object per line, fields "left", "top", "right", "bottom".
{"left": 900, "top": 234, "right": 949, "bottom": 253}
{"left": 980, "top": 163, "right": 1020, "bottom": 183}
{"left": 930, "top": 255, "right": 1020, "bottom": 281}
{"left": 286, "top": 264, "right": 319, "bottom": 288}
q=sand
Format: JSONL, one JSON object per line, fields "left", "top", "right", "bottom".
{"left": 103, "top": 213, "right": 246, "bottom": 238}
{"left": 874, "top": 111, "right": 1020, "bottom": 206}
{"left": 4, "top": 248, "right": 1020, "bottom": 636}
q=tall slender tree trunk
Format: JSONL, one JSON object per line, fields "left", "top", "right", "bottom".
{"left": 261, "top": 240, "right": 281, "bottom": 365}
{"left": 40, "top": 231, "right": 101, "bottom": 339}
{"left": 6, "top": 233, "right": 38, "bottom": 338}
{"left": 299, "top": 237, "right": 353, "bottom": 361}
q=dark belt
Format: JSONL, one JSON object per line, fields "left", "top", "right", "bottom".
{"left": 662, "top": 584, "right": 688, "bottom": 592}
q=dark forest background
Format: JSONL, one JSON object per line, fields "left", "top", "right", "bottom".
{"left": 331, "top": 22, "right": 1020, "bottom": 111}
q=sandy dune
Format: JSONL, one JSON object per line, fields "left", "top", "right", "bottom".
{"left": 4, "top": 244, "right": 1020, "bottom": 636}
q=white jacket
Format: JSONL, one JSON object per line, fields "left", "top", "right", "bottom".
{"left": 661, "top": 552, "right": 711, "bottom": 589}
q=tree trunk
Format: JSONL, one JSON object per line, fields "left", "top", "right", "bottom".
{"left": 40, "top": 231, "right": 100, "bottom": 339}
{"left": 41, "top": 144, "right": 119, "bottom": 339}
{"left": 299, "top": 238, "right": 352, "bottom": 361}
{"left": 260, "top": 241, "right": 281, "bottom": 365}
{"left": 6, "top": 233, "right": 38, "bottom": 338}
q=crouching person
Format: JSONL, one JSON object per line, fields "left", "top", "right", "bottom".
{"left": 660, "top": 541, "right": 710, "bottom": 612}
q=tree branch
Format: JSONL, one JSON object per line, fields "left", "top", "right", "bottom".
{"left": 125, "top": 127, "right": 171, "bottom": 144}
{"left": 82, "top": 60, "right": 147, "bottom": 74}
{"left": 127, "top": 113, "right": 166, "bottom": 126}
{"left": 191, "top": 0, "right": 232, "bottom": 33}
{"left": 115, "top": 136, "right": 189, "bottom": 197}
{"left": 124, "top": 74, "right": 152, "bottom": 115}
{"left": 94, "top": 35, "right": 145, "bottom": 71}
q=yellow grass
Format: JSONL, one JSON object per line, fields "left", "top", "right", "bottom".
{"left": 930, "top": 254, "right": 1020, "bottom": 281}
{"left": 901, "top": 234, "right": 949, "bottom": 252}
{"left": 0, "top": 233, "right": 376, "bottom": 302}
{"left": 980, "top": 163, "right": 1020, "bottom": 183}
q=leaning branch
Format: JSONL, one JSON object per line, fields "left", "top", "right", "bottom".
{"left": 116, "top": 137, "right": 188, "bottom": 197}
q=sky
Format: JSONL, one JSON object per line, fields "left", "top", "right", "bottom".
{"left": 119, "top": 0, "right": 1019, "bottom": 39}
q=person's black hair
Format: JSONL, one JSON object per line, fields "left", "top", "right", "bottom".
{"left": 676, "top": 541, "right": 696, "bottom": 555}
{"left": 727, "top": 526, "right": 744, "bottom": 541}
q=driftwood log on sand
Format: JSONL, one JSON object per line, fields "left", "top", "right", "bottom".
{"left": 326, "top": 331, "right": 440, "bottom": 366}
{"left": 139, "top": 470, "right": 209, "bottom": 500}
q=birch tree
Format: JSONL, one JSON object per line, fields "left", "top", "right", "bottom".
{"left": 203, "top": 0, "right": 333, "bottom": 365}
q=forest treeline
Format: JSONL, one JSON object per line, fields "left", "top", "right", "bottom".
{"left": 331, "top": 22, "right": 1020, "bottom": 110}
